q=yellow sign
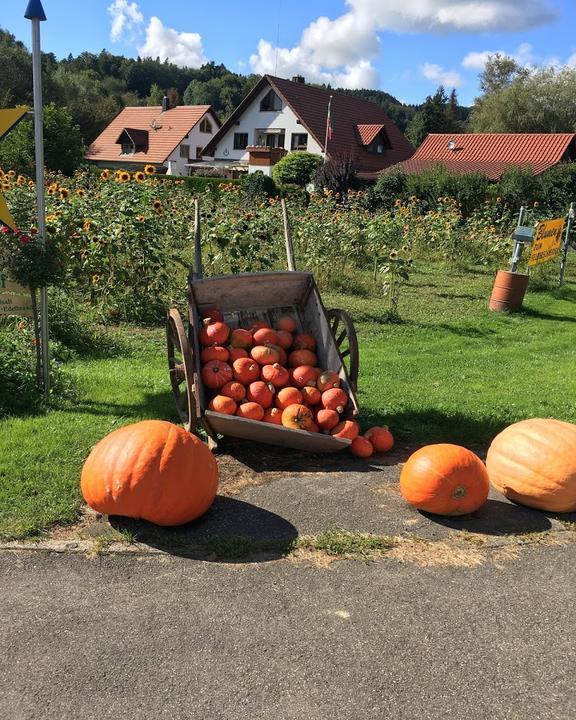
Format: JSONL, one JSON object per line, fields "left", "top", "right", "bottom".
{"left": 0, "top": 270, "right": 32, "bottom": 317}
{"left": 528, "top": 217, "right": 565, "bottom": 267}
{"left": 0, "top": 106, "right": 29, "bottom": 230}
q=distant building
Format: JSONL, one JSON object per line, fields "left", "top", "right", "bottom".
{"left": 385, "top": 133, "right": 576, "bottom": 180}
{"left": 85, "top": 97, "right": 220, "bottom": 175}
{"left": 197, "top": 75, "right": 414, "bottom": 178}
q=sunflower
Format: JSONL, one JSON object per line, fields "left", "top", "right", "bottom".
{"left": 389, "top": 250, "right": 398, "bottom": 260}
{"left": 92, "top": 274, "right": 100, "bottom": 284}
{"left": 8, "top": 170, "right": 15, "bottom": 177}
{"left": 134, "top": 171, "right": 145, "bottom": 183}
{"left": 402, "top": 245, "right": 409, "bottom": 252}
{"left": 59, "top": 188, "right": 70, "bottom": 199}
{"left": 100, "top": 169, "right": 110, "bottom": 180}
{"left": 46, "top": 214, "right": 58, "bottom": 222}
{"left": 16, "top": 175, "right": 26, "bottom": 185}
{"left": 153, "top": 200, "right": 162, "bottom": 210}
{"left": 144, "top": 164, "right": 155, "bottom": 176}
{"left": 394, "top": 199, "right": 402, "bottom": 207}
{"left": 83, "top": 220, "right": 92, "bottom": 232}
{"left": 1, "top": 180, "right": 10, "bottom": 191}
{"left": 76, "top": 188, "right": 86, "bottom": 197}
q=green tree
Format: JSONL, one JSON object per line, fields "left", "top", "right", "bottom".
{"left": 272, "top": 152, "right": 322, "bottom": 186}
{"left": 0, "top": 103, "right": 83, "bottom": 176}
{"left": 405, "top": 87, "right": 461, "bottom": 147}
{"left": 147, "top": 82, "right": 164, "bottom": 105}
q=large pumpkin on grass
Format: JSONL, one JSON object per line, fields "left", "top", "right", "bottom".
{"left": 486, "top": 418, "right": 576, "bottom": 512}
{"left": 400, "top": 444, "right": 489, "bottom": 516}
{"left": 81, "top": 421, "right": 218, "bottom": 526}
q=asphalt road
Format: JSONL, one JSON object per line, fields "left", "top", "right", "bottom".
{"left": 1, "top": 544, "right": 575, "bottom": 720}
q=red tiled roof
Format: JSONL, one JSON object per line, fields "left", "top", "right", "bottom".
{"left": 203, "top": 75, "right": 414, "bottom": 174}
{"left": 356, "top": 124, "right": 385, "bottom": 146}
{"left": 388, "top": 133, "right": 576, "bottom": 180}
{"left": 86, "top": 105, "right": 217, "bottom": 164}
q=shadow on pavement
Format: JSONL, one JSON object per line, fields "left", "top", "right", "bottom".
{"left": 109, "top": 496, "right": 298, "bottom": 563}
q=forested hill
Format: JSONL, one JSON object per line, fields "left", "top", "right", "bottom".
{"left": 0, "top": 28, "right": 468, "bottom": 146}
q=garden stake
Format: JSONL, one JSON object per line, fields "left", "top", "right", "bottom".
{"left": 559, "top": 202, "right": 574, "bottom": 288}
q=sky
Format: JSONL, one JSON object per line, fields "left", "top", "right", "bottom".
{"left": 4, "top": 0, "right": 576, "bottom": 106}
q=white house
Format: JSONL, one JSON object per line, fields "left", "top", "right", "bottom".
{"left": 199, "top": 75, "right": 414, "bottom": 178}
{"left": 85, "top": 98, "right": 220, "bottom": 176}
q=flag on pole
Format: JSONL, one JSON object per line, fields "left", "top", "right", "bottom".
{"left": 326, "top": 96, "right": 333, "bottom": 141}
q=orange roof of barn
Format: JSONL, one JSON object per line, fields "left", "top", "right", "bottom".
{"left": 85, "top": 105, "right": 217, "bottom": 164}
{"left": 203, "top": 75, "right": 414, "bottom": 175}
{"left": 387, "top": 133, "right": 576, "bottom": 180}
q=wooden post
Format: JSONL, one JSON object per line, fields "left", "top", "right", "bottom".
{"left": 281, "top": 198, "right": 296, "bottom": 271}
{"left": 193, "top": 197, "right": 203, "bottom": 280}
{"left": 559, "top": 202, "right": 574, "bottom": 288}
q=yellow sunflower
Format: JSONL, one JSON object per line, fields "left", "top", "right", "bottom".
{"left": 144, "top": 164, "right": 155, "bottom": 176}
{"left": 389, "top": 250, "right": 398, "bottom": 260}
{"left": 92, "top": 274, "right": 100, "bottom": 284}
{"left": 8, "top": 170, "right": 15, "bottom": 177}
{"left": 83, "top": 220, "right": 92, "bottom": 232}
{"left": 1, "top": 180, "right": 10, "bottom": 191}
{"left": 153, "top": 200, "right": 162, "bottom": 210}
{"left": 137, "top": 215, "right": 145, "bottom": 222}
{"left": 134, "top": 171, "right": 145, "bottom": 183}
{"left": 76, "top": 188, "right": 86, "bottom": 197}
{"left": 100, "top": 169, "right": 110, "bottom": 180}
{"left": 46, "top": 214, "right": 58, "bottom": 222}
{"left": 59, "top": 188, "right": 70, "bottom": 199}
{"left": 16, "top": 175, "right": 27, "bottom": 185}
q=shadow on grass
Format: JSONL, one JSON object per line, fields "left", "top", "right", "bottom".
{"left": 520, "top": 307, "right": 576, "bottom": 323}
{"left": 110, "top": 496, "right": 298, "bottom": 563}
{"left": 420, "top": 498, "right": 553, "bottom": 536}
{"left": 60, "top": 390, "right": 177, "bottom": 421}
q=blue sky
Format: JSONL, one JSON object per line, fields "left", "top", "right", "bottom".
{"left": 4, "top": 0, "right": 576, "bottom": 105}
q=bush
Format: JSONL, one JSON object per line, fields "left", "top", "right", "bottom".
{"left": 405, "top": 164, "right": 490, "bottom": 216}
{"left": 313, "top": 151, "right": 359, "bottom": 195}
{"left": 538, "top": 164, "right": 576, "bottom": 215}
{"left": 497, "top": 166, "right": 540, "bottom": 209}
{"left": 272, "top": 152, "right": 322, "bottom": 186}
{"left": 368, "top": 169, "right": 408, "bottom": 209}
{"left": 241, "top": 171, "right": 276, "bottom": 199}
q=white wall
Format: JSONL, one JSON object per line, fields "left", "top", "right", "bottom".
{"left": 165, "top": 110, "right": 219, "bottom": 175}
{"left": 204, "top": 83, "right": 324, "bottom": 163}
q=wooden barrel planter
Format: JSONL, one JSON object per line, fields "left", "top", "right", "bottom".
{"left": 489, "top": 270, "right": 529, "bottom": 313}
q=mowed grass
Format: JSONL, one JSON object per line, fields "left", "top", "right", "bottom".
{"left": 1, "top": 263, "right": 575, "bottom": 539}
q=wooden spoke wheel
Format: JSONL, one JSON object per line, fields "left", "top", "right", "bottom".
{"left": 327, "top": 308, "right": 359, "bottom": 392}
{"left": 166, "top": 308, "right": 197, "bottom": 432}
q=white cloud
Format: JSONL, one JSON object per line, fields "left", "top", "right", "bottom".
{"left": 462, "top": 50, "right": 499, "bottom": 71}
{"left": 107, "top": 0, "right": 143, "bottom": 43}
{"left": 138, "top": 17, "right": 206, "bottom": 68}
{"left": 461, "top": 43, "right": 576, "bottom": 73}
{"left": 567, "top": 53, "right": 576, "bottom": 68}
{"left": 421, "top": 62, "right": 463, "bottom": 87}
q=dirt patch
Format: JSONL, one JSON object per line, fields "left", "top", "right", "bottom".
{"left": 389, "top": 538, "right": 485, "bottom": 568}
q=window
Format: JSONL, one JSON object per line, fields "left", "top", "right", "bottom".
{"left": 180, "top": 144, "right": 190, "bottom": 159}
{"left": 291, "top": 133, "right": 308, "bottom": 151}
{"left": 260, "top": 90, "right": 282, "bottom": 112}
{"left": 196, "top": 147, "right": 203, "bottom": 159}
{"left": 121, "top": 143, "right": 134, "bottom": 155}
{"left": 199, "top": 118, "right": 213, "bottom": 133}
{"left": 234, "top": 133, "right": 249, "bottom": 150}
{"left": 367, "top": 130, "right": 391, "bottom": 155}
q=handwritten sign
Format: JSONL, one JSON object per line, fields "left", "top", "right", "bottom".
{"left": 528, "top": 218, "right": 565, "bottom": 267}
{"left": 0, "top": 270, "right": 32, "bottom": 317}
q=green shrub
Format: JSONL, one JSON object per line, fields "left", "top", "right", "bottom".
{"left": 497, "top": 166, "right": 540, "bottom": 209}
{"left": 405, "top": 164, "right": 490, "bottom": 216}
{"left": 538, "top": 164, "right": 576, "bottom": 215}
{"left": 367, "top": 169, "right": 408, "bottom": 209}
{"left": 272, "top": 152, "right": 322, "bottom": 186}
{"left": 241, "top": 171, "right": 276, "bottom": 199}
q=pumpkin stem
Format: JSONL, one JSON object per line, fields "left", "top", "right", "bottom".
{"left": 452, "top": 486, "right": 467, "bottom": 499}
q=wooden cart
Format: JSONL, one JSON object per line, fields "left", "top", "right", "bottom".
{"left": 166, "top": 201, "right": 360, "bottom": 453}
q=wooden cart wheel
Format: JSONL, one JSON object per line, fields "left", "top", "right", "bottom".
{"left": 326, "top": 308, "right": 359, "bottom": 392}
{"left": 166, "top": 308, "right": 197, "bottom": 432}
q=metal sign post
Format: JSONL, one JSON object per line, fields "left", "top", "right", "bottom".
{"left": 559, "top": 202, "right": 574, "bottom": 288}
{"left": 510, "top": 206, "right": 529, "bottom": 272}
{"left": 25, "top": 0, "right": 49, "bottom": 394}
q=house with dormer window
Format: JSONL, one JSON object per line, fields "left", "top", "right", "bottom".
{"left": 85, "top": 97, "right": 220, "bottom": 175}
{"left": 198, "top": 75, "right": 414, "bottom": 177}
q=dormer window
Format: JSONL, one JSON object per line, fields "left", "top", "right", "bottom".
{"left": 260, "top": 90, "right": 282, "bottom": 112}
{"left": 199, "top": 118, "right": 213, "bottom": 134}
{"left": 367, "top": 130, "right": 392, "bottom": 155}
{"left": 115, "top": 128, "right": 148, "bottom": 155}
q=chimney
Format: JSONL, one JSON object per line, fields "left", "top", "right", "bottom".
{"left": 291, "top": 75, "right": 305, "bottom": 84}
{"left": 161, "top": 95, "right": 169, "bottom": 112}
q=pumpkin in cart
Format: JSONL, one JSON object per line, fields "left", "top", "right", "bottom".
{"left": 276, "top": 386, "right": 303, "bottom": 410}
{"left": 236, "top": 401, "right": 265, "bottom": 421}
{"left": 331, "top": 420, "right": 360, "bottom": 440}
{"left": 81, "top": 420, "right": 218, "bottom": 526}
{"left": 233, "top": 357, "right": 260, "bottom": 385}
{"left": 200, "top": 346, "right": 230, "bottom": 364}
{"left": 261, "top": 363, "right": 289, "bottom": 388}
{"left": 251, "top": 345, "right": 281, "bottom": 366}
{"left": 201, "top": 360, "right": 233, "bottom": 390}
{"left": 276, "top": 315, "right": 297, "bottom": 333}
{"left": 288, "top": 349, "right": 317, "bottom": 368}
{"left": 208, "top": 395, "right": 237, "bottom": 415}
{"left": 247, "top": 381, "right": 275, "bottom": 409}
{"left": 220, "top": 381, "right": 246, "bottom": 402}
{"left": 301, "top": 386, "right": 321, "bottom": 406}
{"left": 316, "top": 408, "right": 340, "bottom": 431}
{"left": 199, "top": 320, "right": 230, "bottom": 346}
{"left": 253, "top": 328, "right": 279, "bottom": 346}
{"left": 229, "top": 328, "right": 253, "bottom": 350}
{"left": 293, "top": 333, "right": 316, "bottom": 351}
{"left": 486, "top": 418, "right": 576, "bottom": 512}
{"left": 276, "top": 330, "right": 293, "bottom": 350}
{"left": 292, "top": 365, "right": 318, "bottom": 388}
{"left": 400, "top": 444, "right": 489, "bottom": 516}
{"left": 263, "top": 407, "right": 283, "bottom": 425}
{"left": 317, "top": 370, "right": 340, "bottom": 392}
{"left": 322, "top": 388, "right": 349, "bottom": 414}
{"left": 282, "top": 404, "right": 314, "bottom": 431}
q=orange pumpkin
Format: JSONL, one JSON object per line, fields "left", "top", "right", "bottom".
{"left": 293, "top": 333, "right": 316, "bottom": 351}
{"left": 201, "top": 360, "right": 233, "bottom": 390}
{"left": 253, "top": 328, "right": 278, "bottom": 346}
{"left": 220, "top": 381, "right": 246, "bottom": 402}
{"left": 261, "top": 363, "right": 290, "bottom": 388}
{"left": 208, "top": 395, "right": 237, "bottom": 415}
{"left": 316, "top": 370, "right": 340, "bottom": 393}
{"left": 364, "top": 426, "right": 394, "bottom": 453}
{"left": 236, "top": 401, "right": 265, "bottom": 421}
{"left": 292, "top": 365, "right": 318, "bottom": 388}
{"left": 486, "top": 418, "right": 576, "bottom": 512}
{"left": 273, "top": 344, "right": 288, "bottom": 366}
{"left": 232, "top": 358, "right": 260, "bottom": 385}
{"left": 331, "top": 420, "right": 360, "bottom": 440}
{"left": 350, "top": 436, "right": 374, "bottom": 458}
{"left": 322, "top": 388, "right": 349, "bottom": 414}
{"left": 80, "top": 420, "right": 218, "bottom": 526}
{"left": 276, "top": 329, "right": 293, "bottom": 350}
{"left": 316, "top": 408, "right": 340, "bottom": 431}
{"left": 263, "top": 407, "right": 283, "bottom": 425}
{"left": 281, "top": 404, "right": 314, "bottom": 431}
{"left": 228, "top": 346, "right": 249, "bottom": 362}
{"left": 229, "top": 328, "right": 253, "bottom": 350}
{"left": 249, "top": 319, "right": 270, "bottom": 332}
{"left": 199, "top": 320, "right": 230, "bottom": 346}
{"left": 288, "top": 349, "right": 317, "bottom": 368}
{"left": 276, "top": 315, "right": 297, "bottom": 333}
{"left": 247, "top": 381, "right": 275, "bottom": 409}
{"left": 276, "top": 387, "right": 303, "bottom": 410}
{"left": 202, "top": 308, "right": 223, "bottom": 323}
{"left": 251, "top": 345, "right": 280, "bottom": 366}
{"left": 200, "top": 346, "right": 230, "bottom": 364}
{"left": 301, "top": 386, "right": 321, "bottom": 406}
{"left": 400, "top": 444, "right": 490, "bottom": 516}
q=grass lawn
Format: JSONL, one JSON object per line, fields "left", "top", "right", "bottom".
{"left": 1, "top": 263, "right": 575, "bottom": 540}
